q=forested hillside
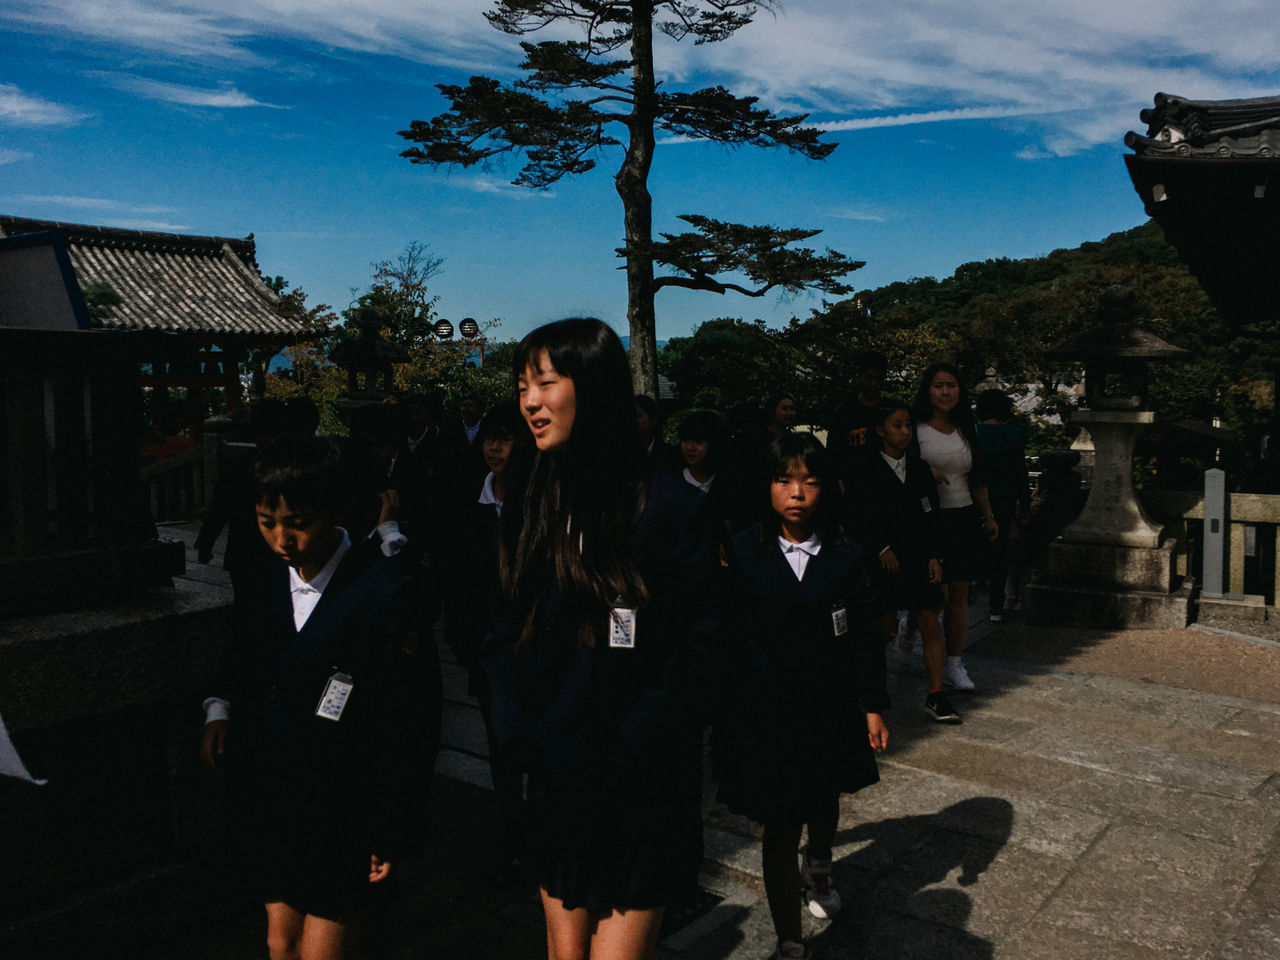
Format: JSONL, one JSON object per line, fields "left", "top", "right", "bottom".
{"left": 661, "top": 221, "right": 1273, "bottom": 460}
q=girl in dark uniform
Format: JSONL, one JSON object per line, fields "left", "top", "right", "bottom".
{"left": 860, "top": 402, "right": 956, "bottom": 722}
{"left": 714, "top": 432, "right": 889, "bottom": 960}
{"left": 484, "top": 318, "right": 723, "bottom": 960}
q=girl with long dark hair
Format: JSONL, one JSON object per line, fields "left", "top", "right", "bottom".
{"left": 486, "top": 318, "right": 722, "bottom": 960}
{"left": 714, "top": 432, "right": 888, "bottom": 960}
{"left": 909, "top": 362, "right": 998, "bottom": 720}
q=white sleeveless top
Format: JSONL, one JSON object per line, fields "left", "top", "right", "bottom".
{"left": 916, "top": 423, "right": 973, "bottom": 509}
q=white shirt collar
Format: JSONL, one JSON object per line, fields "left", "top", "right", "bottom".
{"left": 777, "top": 531, "right": 821, "bottom": 581}
{"left": 288, "top": 528, "right": 352, "bottom": 598}
{"left": 882, "top": 451, "right": 908, "bottom": 482}
{"left": 778, "top": 532, "right": 822, "bottom": 556}
{"left": 479, "top": 471, "right": 503, "bottom": 513}
{"left": 682, "top": 467, "right": 715, "bottom": 494}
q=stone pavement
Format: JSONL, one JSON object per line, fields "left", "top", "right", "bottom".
{"left": 94, "top": 526, "right": 1280, "bottom": 959}
{"left": 432, "top": 602, "right": 1280, "bottom": 960}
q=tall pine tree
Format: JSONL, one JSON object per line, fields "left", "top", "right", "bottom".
{"left": 398, "top": 0, "right": 861, "bottom": 393}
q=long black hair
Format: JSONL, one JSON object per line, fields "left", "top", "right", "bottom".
{"left": 909, "top": 361, "right": 985, "bottom": 482}
{"left": 910, "top": 361, "right": 975, "bottom": 429}
{"left": 758, "top": 431, "right": 845, "bottom": 547}
{"left": 501, "top": 318, "right": 649, "bottom": 646}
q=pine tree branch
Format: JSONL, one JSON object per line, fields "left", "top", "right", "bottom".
{"left": 639, "top": 214, "right": 864, "bottom": 297}
{"left": 517, "top": 41, "right": 631, "bottom": 92}
{"left": 653, "top": 273, "right": 775, "bottom": 296}
{"left": 658, "top": 87, "right": 835, "bottom": 158}
{"left": 397, "top": 77, "right": 621, "bottom": 188}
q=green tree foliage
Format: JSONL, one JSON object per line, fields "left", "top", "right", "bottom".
{"left": 265, "top": 246, "right": 517, "bottom": 431}
{"left": 665, "top": 221, "right": 1274, "bottom": 470}
{"left": 79, "top": 280, "right": 121, "bottom": 321}
{"left": 263, "top": 278, "right": 348, "bottom": 435}
{"left": 659, "top": 318, "right": 798, "bottom": 427}
{"left": 807, "top": 220, "right": 1274, "bottom": 461}
{"left": 343, "top": 241, "right": 445, "bottom": 349}
{"left": 398, "top": 0, "right": 862, "bottom": 395}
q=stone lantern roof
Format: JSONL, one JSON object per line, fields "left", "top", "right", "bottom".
{"left": 1046, "top": 285, "right": 1186, "bottom": 411}
{"left": 1046, "top": 286, "right": 1188, "bottom": 362}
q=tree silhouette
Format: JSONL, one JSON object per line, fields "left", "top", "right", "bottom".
{"left": 398, "top": 0, "right": 861, "bottom": 393}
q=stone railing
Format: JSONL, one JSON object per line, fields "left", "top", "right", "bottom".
{"left": 138, "top": 437, "right": 253, "bottom": 525}
{"left": 1144, "top": 488, "right": 1280, "bottom": 621}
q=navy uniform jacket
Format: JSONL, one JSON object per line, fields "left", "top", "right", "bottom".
{"left": 858, "top": 452, "right": 942, "bottom": 565}
{"left": 211, "top": 541, "right": 440, "bottom": 863}
{"left": 482, "top": 473, "right": 725, "bottom": 909}
{"left": 714, "top": 526, "right": 887, "bottom": 823}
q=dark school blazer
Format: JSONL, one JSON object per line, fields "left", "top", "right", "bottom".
{"left": 481, "top": 472, "right": 726, "bottom": 908}
{"left": 714, "top": 526, "right": 887, "bottom": 817}
{"left": 210, "top": 540, "right": 440, "bottom": 862}
{"left": 858, "top": 452, "right": 942, "bottom": 565}
{"left": 484, "top": 472, "right": 725, "bottom": 799}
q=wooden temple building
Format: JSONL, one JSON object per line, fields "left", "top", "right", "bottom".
{"left": 0, "top": 217, "right": 304, "bottom": 946}
{"left": 0, "top": 216, "right": 304, "bottom": 610}
{"left": 0, "top": 215, "right": 302, "bottom": 438}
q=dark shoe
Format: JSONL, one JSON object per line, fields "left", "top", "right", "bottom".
{"left": 925, "top": 691, "right": 962, "bottom": 723}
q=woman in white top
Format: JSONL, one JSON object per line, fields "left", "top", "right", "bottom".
{"left": 909, "top": 363, "right": 999, "bottom": 706}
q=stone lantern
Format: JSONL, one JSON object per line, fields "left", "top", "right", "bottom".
{"left": 1029, "top": 285, "right": 1193, "bottom": 628}
{"left": 329, "top": 306, "right": 411, "bottom": 401}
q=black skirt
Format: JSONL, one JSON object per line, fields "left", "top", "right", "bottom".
{"left": 230, "top": 775, "right": 389, "bottom": 920}
{"left": 877, "top": 552, "right": 945, "bottom": 612}
{"left": 526, "top": 735, "right": 705, "bottom": 911}
{"left": 934, "top": 505, "right": 986, "bottom": 584}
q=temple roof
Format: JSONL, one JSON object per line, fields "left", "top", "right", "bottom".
{"left": 1125, "top": 92, "right": 1280, "bottom": 159}
{"left": 0, "top": 215, "right": 301, "bottom": 344}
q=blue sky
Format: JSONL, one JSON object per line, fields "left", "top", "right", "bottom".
{"left": 4, "top": 1, "right": 1280, "bottom": 345}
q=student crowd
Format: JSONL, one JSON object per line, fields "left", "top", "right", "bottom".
{"left": 196, "top": 320, "right": 1053, "bottom": 960}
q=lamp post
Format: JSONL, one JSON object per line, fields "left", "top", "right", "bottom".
{"left": 459, "top": 317, "right": 483, "bottom": 367}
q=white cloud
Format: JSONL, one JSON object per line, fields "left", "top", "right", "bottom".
{"left": 98, "top": 219, "right": 192, "bottom": 231}
{"left": 447, "top": 175, "right": 558, "bottom": 199}
{"left": 7, "top": 0, "right": 1280, "bottom": 157}
{"left": 0, "top": 149, "right": 33, "bottom": 164}
{"left": 97, "top": 74, "right": 287, "bottom": 109}
{"left": 0, "top": 83, "right": 88, "bottom": 126}
{"left": 7, "top": 1, "right": 510, "bottom": 68}
{"left": 12, "top": 195, "right": 180, "bottom": 215}
{"left": 829, "top": 207, "right": 889, "bottom": 223}
{"left": 820, "top": 105, "right": 1062, "bottom": 133}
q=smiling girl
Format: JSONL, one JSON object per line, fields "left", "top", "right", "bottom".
{"left": 485, "top": 318, "right": 723, "bottom": 960}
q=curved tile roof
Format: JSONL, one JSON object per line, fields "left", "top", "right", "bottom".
{"left": 0, "top": 215, "right": 301, "bottom": 343}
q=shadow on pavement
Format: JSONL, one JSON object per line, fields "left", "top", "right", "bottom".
{"left": 816, "top": 796, "right": 1014, "bottom": 960}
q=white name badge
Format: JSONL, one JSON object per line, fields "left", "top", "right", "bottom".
{"left": 920, "top": 496, "right": 932, "bottom": 513}
{"left": 609, "top": 607, "right": 638, "bottom": 648}
{"left": 831, "top": 604, "right": 849, "bottom": 637}
{"left": 316, "top": 672, "right": 354, "bottom": 721}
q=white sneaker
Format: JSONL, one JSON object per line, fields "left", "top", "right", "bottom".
{"left": 944, "top": 656, "right": 975, "bottom": 691}
{"left": 772, "top": 940, "right": 811, "bottom": 960}
{"left": 801, "top": 848, "right": 841, "bottom": 919}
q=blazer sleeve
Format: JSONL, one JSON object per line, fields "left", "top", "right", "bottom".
{"left": 609, "top": 481, "right": 729, "bottom": 792}
{"left": 367, "top": 569, "right": 443, "bottom": 861}
{"left": 849, "top": 549, "right": 891, "bottom": 715}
